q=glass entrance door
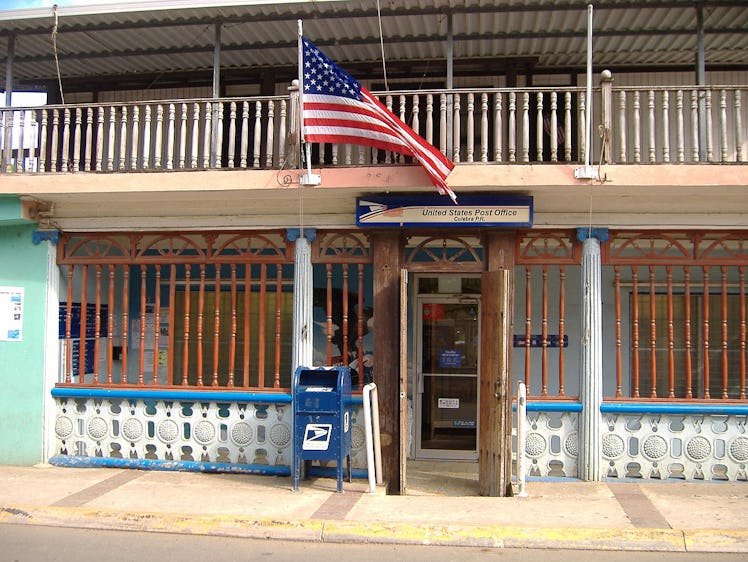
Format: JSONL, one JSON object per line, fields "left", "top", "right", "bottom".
{"left": 415, "top": 297, "right": 479, "bottom": 460}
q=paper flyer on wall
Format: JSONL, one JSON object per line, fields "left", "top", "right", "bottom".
{"left": 0, "top": 286, "right": 24, "bottom": 342}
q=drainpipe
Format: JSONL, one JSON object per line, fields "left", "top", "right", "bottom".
{"left": 288, "top": 228, "right": 315, "bottom": 372}
{"left": 211, "top": 21, "right": 222, "bottom": 167}
{"left": 577, "top": 227, "right": 608, "bottom": 481}
{"left": 3, "top": 33, "right": 14, "bottom": 171}
{"left": 4, "top": 32, "right": 14, "bottom": 106}
{"left": 446, "top": 11, "right": 454, "bottom": 160}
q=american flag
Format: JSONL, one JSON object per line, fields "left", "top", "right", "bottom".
{"left": 301, "top": 37, "right": 456, "bottom": 203}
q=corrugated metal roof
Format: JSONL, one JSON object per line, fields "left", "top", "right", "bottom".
{"left": 1, "top": 0, "right": 746, "bottom": 88}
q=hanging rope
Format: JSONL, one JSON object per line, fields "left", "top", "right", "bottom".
{"left": 375, "top": 0, "right": 389, "bottom": 91}
{"left": 52, "top": 4, "right": 65, "bottom": 105}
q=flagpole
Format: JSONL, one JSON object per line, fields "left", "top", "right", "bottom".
{"left": 298, "top": 19, "right": 320, "bottom": 186}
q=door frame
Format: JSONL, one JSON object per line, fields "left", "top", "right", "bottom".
{"left": 412, "top": 280, "right": 481, "bottom": 461}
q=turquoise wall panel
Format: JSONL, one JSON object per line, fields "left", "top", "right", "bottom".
{"left": 0, "top": 223, "right": 50, "bottom": 465}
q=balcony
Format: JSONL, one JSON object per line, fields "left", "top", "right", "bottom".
{"left": 2, "top": 75, "right": 746, "bottom": 176}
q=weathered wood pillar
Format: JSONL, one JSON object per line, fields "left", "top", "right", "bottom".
{"left": 479, "top": 231, "right": 515, "bottom": 496}
{"left": 371, "top": 231, "right": 402, "bottom": 494}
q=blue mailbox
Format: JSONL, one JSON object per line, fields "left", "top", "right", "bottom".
{"left": 292, "top": 366, "right": 352, "bottom": 492}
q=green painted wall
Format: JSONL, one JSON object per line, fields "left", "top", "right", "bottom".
{"left": 0, "top": 223, "right": 50, "bottom": 465}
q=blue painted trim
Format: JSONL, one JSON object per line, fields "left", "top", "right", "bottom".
{"left": 32, "top": 229, "right": 59, "bottom": 245}
{"left": 601, "top": 403, "right": 748, "bottom": 416}
{"left": 51, "top": 387, "right": 292, "bottom": 403}
{"left": 512, "top": 402, "right": 583, "bottom": 413}
{"left": 576, "top": 227, "right": 609, "bottom": 242}
{"left": 49, "top": 455, "right": 292, "bottom": 476}
{"left": 286, "top": 227, "right": 317, "bottom": 242}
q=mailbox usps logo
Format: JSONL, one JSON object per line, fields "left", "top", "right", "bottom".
{"left": 302, "top": 423, "right": 332, "bottom": 451}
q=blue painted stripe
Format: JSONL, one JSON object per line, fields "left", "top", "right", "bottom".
{"left": 512, "top": 402, "right": 583, "bottom": 413}
{"left": 601, "top": 403, "right": 748, "bottom": 416}
{"left": 49, "top": 455, "right": 292, "bottom": 476}
{"left": 51, "top": 387, "right": 292, "bottom": 403}
{"left": 51, "top": 387, "right": 366, "bottom": 405}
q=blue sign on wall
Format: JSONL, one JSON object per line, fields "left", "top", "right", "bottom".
{"left": 357, "top": 195, "right": 533, "bottom": 227}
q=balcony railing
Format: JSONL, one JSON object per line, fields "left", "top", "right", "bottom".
{"left": 1, "top": 79, "right": 746, "bottom": 175}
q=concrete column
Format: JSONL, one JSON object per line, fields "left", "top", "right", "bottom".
{"left": 577, "top": 227, "right": 607, "bottom": 481}
{"left": 288, "top": 228, "right": 316, "bottom": 372}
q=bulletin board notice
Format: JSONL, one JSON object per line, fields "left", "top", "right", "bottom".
{"left": 0, "top": 286, "right": 24, "bottom": 341}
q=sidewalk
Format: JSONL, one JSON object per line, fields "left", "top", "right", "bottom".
{"left": 1, "top": 464, "right": 747, "bottom": 552}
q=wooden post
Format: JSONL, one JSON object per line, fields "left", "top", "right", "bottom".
{"left": 371, "top": 231, "right": 402, "bottom": 494}
{"left": 479, "top": 232, "right": 515, "bottom": 496}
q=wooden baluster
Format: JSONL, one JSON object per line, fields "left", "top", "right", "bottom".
{"left": 214, "top": 102, "right": 224, "bottom": 168}
{"left": 564, "top": 92, "right": 572, "bottom": 162}
{"left": 618, "top": 91, "right": 627, "bottom": 163}
{"left": 179, "top": 103, "right": 187, "bottom": 169}
{"left": 197, "top": 263, "right": 206, "bottom": 386}
{"left": 536, "top": 92, "right": 544, "bottom": 162}
{"left": 524, "top": 265, "right": 532, "bottom": 390}
{"left": 166, "top": 103, "right": 175, "bottom": 170}
{"left": 138, "top": 265, "right": 146, "bottom": 385}
{"left": 549, "top": 91, "right": 558, "bottom": 162}
{"left": 142, "top": 105, "right": 152, "bottom": 170}
{"left": 243, "top": 264, "right": 252, "bottom": 387}
{"left": 212, "top": 266, "right": 221, "bottom": 387}
{"left": 61, "top": 108, "right": 71, "bottom": 171}
{"left": 342, "top": 264, "right": 349, "bottom": 367}
{"left": 632, "top": 266, "right": 640, "bottom": 397}
{"left": 633, "top": 91, "right": 641, "bottom": 163}
{"left": 720, "top": 90, "right": 728, "bottom": 162}
{"left": 84, "top": 108, "right": 93, "bottom": 171}
{"left": 326, "top": 263, "right": 333, "bottom": 364}
{"left": 107, "top": 265, "right": 116, "bottom": 384}
{"left": 266, "top": 100, "right": 275, "bottom": 168}
{"left": 258, "top": 264, "right": 267, "bottom": 388}
{"left": 649, "top": 265, "right": 657, "bottom": 397}
{"left": 50, "top": 109, "right": 60, "bottom": 172}
{"left": 494, "top": 92, "right": 503, "bottom": 162}
{"left": 691, "top": 90, "right": 700, "bottom": 161}
{"left": 93, "top": 265, "right": 102, "bottom": 385}
{"left": 705, "top": 91, "right": 714, "bottom": 161}
{"left": 191, "top": 103, "right": 200, "bottom": 169}
{"left": 426, "top": 94, "right": 434, "bottom": 146}
{"left": 384, "top": 96, "right": 393, "bottom": 163}
{"left": 228, "top": 101, "right": 237, "bottom": 168}
{"left": 684, "top": 266, "right": 693, "bottom": 398}
{"left": 439, "top": 93, "right": 447, "bottom": 155}
{"left": 508, "top": 92, "right": 517, "bottom": 162}
{"left": 666, "top": 266, "right": 675, "bottom": 397}
{"left": 130, "top": 106, "right": 140, "bottom": 170}
{"left": 118, "top": 106, "right": 127, "bottom": 170}
{"left": 152, "top": 264, "right": 161, "bottom": 385}
{"left": 78, "top": 265, "right": 88, "bottom": 382}
{"left": 168, "top": 265, "right": 177, "bottom": 385}
{"left": 661, "top": 90, "right": 670, "bottom": 162}
{"left": 121, "top": 267, "right": 130, "bottom": 382}
{"left": 522, "top": 92, "right": 530, "bottom": 162}
{"left": 647, "top": 90, "right": 656, "bottom": 162}
{"left": 735, "top": 90, "right": 745, "bottom": 162}
{"left": 479, "top": 93, "right": 488, "bottom": 162}
{"left": 614, "top": 266, "right": 622, "bottom": 397}
{"left": 38, "top": 109, "right": 48, "bottom": 172}
{"left": 721, "top": 266, "right": 729, "bottom": 398}
{"left": 466, "top": 92, "right": 474, "bottom": 163}
{"left": 279, "top": 100, "right": 287, "bottom": 165}
{"left": 28, "top": 111, "right": 37, "bottom": 172}
{"left": 274, "top": 265, "right": 282, "bottom": 388}
{"left": 106, "top": 107, "right": 115, "bottom": 171}
{"left": 331, "top": 142, "right": 338, "bottom": 166}
{"left": 65, "top": 267, "right": 74, "bottom": 383}
{"left": 541, "top": 264, "right": 548, "bottom": 396}
{"left": 229, "top": 264, "right": 237, "bottom": 387}
{"left": 412, "top": 94, "right": 420, "bottom": 136}
{"left": 94, "top": 107, "right": 103, "bottom": 171}
{"left": 241, "top": 100, "right": 258, "bottom": 165}
{"left": 676, "top": 90, "right": 685, "bottom": 162}
{"left": 16, "top": 110, "right": 25, "bottom": 172}
{"left": 556, "top": 265, "right": 566, "bottom": 396}
{"left": 203, "top": 102, "right": 212, "bottom": 168}
{"left": 153, "top": 103, "right": 164, "bottom": 170}
{"left": 578, "top": 92, "right": 586, "bottom": 165}
{"left": 253, "top": 101, "right": 262, "bottom": 168}
{"left": 181, "top": 265, "right": 191, "bottom": 386}
{"left": 703, "top": 265, "right": 711, "bottom": 398}
{"left": 740, "top": 266, "right": 746, "bottom": 399}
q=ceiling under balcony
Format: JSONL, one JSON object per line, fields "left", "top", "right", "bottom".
{"left": 0, "top": 0, "right": 746, "bottom": 93}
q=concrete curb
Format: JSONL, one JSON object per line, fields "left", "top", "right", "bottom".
{"left": 2, "top": 504, "right": 748, "bottom": 553}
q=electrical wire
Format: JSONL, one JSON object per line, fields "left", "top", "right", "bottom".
{"left": 52, "top": 4, "right": 65, "bottom": 105}
{"left": 375, "top": 0, "right": 389, "bottom": 91}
